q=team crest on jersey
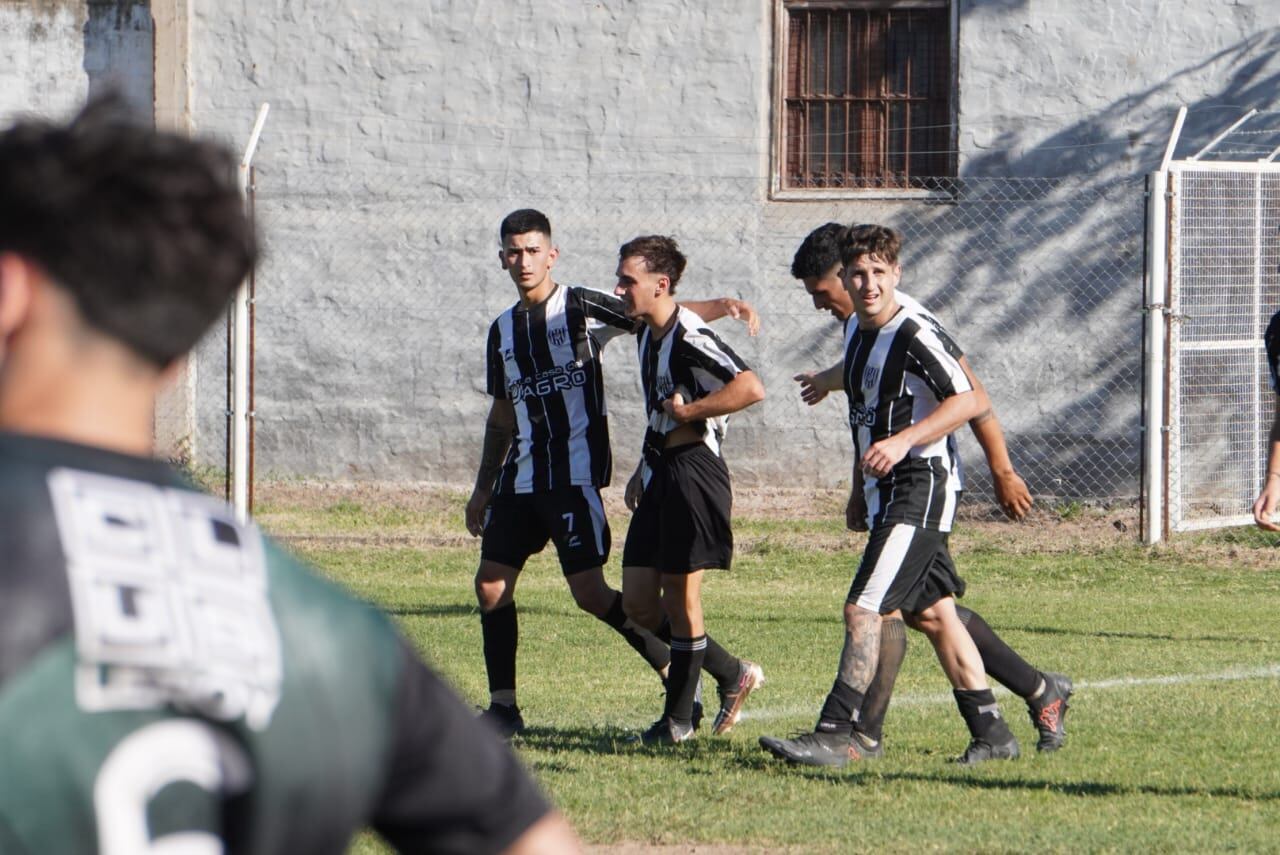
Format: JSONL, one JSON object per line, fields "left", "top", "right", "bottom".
{"left": 863, "top": 366, "right": 881, "bottom": 389}
{"left": 549, "top": 327, "right": 568, "bottom": 348}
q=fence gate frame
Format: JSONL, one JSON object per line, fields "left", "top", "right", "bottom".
{"left": 1143, "top": 108, "right": 1280, "bottom": 542}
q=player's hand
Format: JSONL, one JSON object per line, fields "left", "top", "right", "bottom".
{"left": 724, "top": 298, "right": 760, "bottom": 336}
{"left": 993, "top": 469, "right": 1033, "bottom": 520}
{"left": 845, "top": 489, "right": 868, "bottom": 532}
{"left": 662, "top": 391, "right": 691, "bottom": 424}
{"left": 625, "top": 468, "right": 644, "bottom": 511}
{"left": 465, "top": 486, "right": 491, "bottom": 537}
{"left": 793, "top": 372, "right": 829, "bottom": 406}
{"left": 861, "top": 435, "right": 910, "bottom": 479}
{"left": 1252, "top": 479, "right": 1280, "bottom": 531}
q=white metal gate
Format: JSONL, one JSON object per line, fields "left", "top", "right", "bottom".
{"left": 1163, "top": 161, "right": 1280, "bottom": 533}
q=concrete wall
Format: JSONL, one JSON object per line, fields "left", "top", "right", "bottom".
{"left": 0, "top": 1, "right": 153, "bottom": 123}
{"left": 5, "top": 1, "right": 1277, "bottom": 497}
{"left": 181, "top": 0, "right": 1280, "bottom": 499}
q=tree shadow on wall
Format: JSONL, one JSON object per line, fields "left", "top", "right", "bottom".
{"left": 891, "top": 31, "right": 1280, "bottom": 501}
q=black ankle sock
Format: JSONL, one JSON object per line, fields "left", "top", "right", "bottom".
{"left": 599, "top": 593, "right": 671, "bottom": 671}
{"left": 817, "top": 680, "right": 863, "bottom": 735}
{"left": 957, "top": 606, "right": 1041, "bottom": 698}
{"left": 665, "top": 636, "right": 707, "bottom": 726}
{"left": 856, "top": 617, "right": 907, "bottom": 743}
{"left": 480, "top": 602, "right": 517, "bottom": 694}
{"left": 954, "top": 688, "right": 1015, "bottom": 744}
{"left": 656, "top": 618, "right": 736, "bottom": 686}
{"left": 701, "top": 635, "right": 739, "bottom": 686}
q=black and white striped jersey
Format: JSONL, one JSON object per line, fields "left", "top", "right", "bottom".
{"left": 636, "top": 306, "right": 751, "bottom": 484}
{"left": 486, "top": 284, "right": 638, "bottom": 494}
{"left": 843, "top": 303, "right": 973, "bottom": 532}
{"left": 897, "top": 291, "right": 963, "bottom": 361}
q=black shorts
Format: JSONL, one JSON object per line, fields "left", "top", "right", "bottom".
{"left": 480, "top": 486, "right": 610, "bottom": 575}
{"left": 621, "top": 444, "right": 733, "bottom": 574}
{"left": 846, "top": 524, "right": 963, "bottom": 614}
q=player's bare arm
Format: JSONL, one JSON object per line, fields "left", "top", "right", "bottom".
{"left": 958, "top": 355, "right": 1032, "bottom": 520}
{"left": 678, "top": 297, "right": 761, "bottom": 336}
{"left": 624, "top": 463, "right": 645, "bottom": 512}
{"left": 1253, "top": 396, "right": 1280, "bottom": 531}
{"left": 793, "top": 360, "right": 842, "bottom": 406}
{"left": 662, "top": 370, "right": 765, "bottom": 424}
{"left": 466, "top": 397, "right": 515, "bottom": 536}
{"left": 861, "top": 390, "right": 982, "bottom": 478}
{"left": 846, "top": 464, "right": 868, "bottom": 532}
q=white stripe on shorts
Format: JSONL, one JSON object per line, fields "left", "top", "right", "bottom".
{"left": 582, "top": 486, "right": 607, "bottom": 556}
{"left": 854, "top": 524, "right": 916, "bottom": 613}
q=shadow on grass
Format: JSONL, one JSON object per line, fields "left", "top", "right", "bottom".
{"left": 1002, "top": 624, "right": 1278, "bottom": 645}
{"left": 387, "top": 603, "right": 568, "bottom": 617}
{"left": 517, "top": 725, "right": 749, "bottom": 759}
{"left": 728, "top": 757, "right": 1280, "bottom": 803}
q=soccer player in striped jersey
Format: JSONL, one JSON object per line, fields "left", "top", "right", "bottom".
{"left": 467, "top": 210, "right": 759, "bottom": 736}
{"left": 1252, "top": 309, "right": 1280, "bottom": 530}
{"left": 783, "top": 222, "right": 1072, "bottom": 758}
{"left": 0, "top": 95, "right": 576, "bottom": 855}
{"left": 761, "top": 225, "right": 1023, "bottom": 767}
{"left": 612, "top": 235, "right": 766, "bottom": 745}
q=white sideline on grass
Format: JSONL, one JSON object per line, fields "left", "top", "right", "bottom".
{"left": 736, "top": 662, "right": 1280, "bottom": 724}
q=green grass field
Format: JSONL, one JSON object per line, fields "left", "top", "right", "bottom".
{"left": 256, "top": 486, "right": 1280, "bottom": 853}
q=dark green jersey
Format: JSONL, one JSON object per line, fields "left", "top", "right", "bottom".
{"left": 0, "top": 432, "right": 549, "bottom": 854}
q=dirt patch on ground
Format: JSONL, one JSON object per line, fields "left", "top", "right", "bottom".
{"left": 255, "top": 480, "right": 1273, "bottom": 569}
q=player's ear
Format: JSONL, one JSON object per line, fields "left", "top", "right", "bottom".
{"left": 547, "top": 245, "right": 558, "bottom": 267}
{"left": 498, "top": 248, "right": 509, "bottom": 270}
{"left": 0, "top": 253, "right": 35, "bottom": 341}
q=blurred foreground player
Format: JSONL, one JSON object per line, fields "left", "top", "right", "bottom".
{"left": 0, "top": 94, "right": 577, "bottom": 855}
{"left": 1252, "top": 310, "right": 1280, "bottom": 531}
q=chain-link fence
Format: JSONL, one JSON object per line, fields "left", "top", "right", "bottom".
{"left": 194, "top": 162, "right": 1145, "bottom": 508}
{"left": 1166, "top": 163, "right": 1280, "bottom": 531}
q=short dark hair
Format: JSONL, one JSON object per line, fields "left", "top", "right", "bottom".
{"left": 0, "top": 92, "right": 257, "bottom": 367}
{"left": 840, "top": 224, "right": 902, "bottom": 267}
{"left": 618, "top": 235, "right": 687, "bottom": 294}
{"left": 790, "top": 222, "right": 847, "bottom": 279}
{"left": 499, "top": 208, "right": 552, "bottom": 241}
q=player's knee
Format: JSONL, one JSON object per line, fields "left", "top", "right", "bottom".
{"left": 474, "top": 575, "right": 509, "bottom": 611}
{"left": 622, "top": 591, "right": 662, "bottom": 630}
{"left": 570, "top": 579, "right": 613, "bottom": 617}
{"left": 843, "top": 602, "right": 876, "bottom": 632}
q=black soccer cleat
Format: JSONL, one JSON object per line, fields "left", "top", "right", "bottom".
{"left": 1027, "top": 672, "right": 1073, "bottom": 752}
{"left": 478, "top": 702, "right": 525, "bottom": 739}
{"left": 954, "top": 734, "right": 1020, "bottom": 766}
{"left": 850, "top": 729, "right": 885, "bottom": 760}
{"left": 759, "top": 730, "right": 858, "bottom": 767}
{"left": 630, "top": 716, "right": 695, "bottom": 746}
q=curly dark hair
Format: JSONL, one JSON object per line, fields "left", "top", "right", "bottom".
{"left": 790, "top": 222, "right": 848, "bottom": 279}
{"left": 840, "top": 224, "right": 901, "bottom": 268}
{"left": 618, "top": 235, "right": 687, "bottom": 294}
{"left": 0, "top": 92, "right": 257, "bottom": 366}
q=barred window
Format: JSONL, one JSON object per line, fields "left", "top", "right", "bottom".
{"left": 774, "top": 1, "right": 954, "bottom": 195}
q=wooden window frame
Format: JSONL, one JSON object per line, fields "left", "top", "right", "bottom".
{"left": 770, "top": 0, "right": 958, "bottom": 200}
